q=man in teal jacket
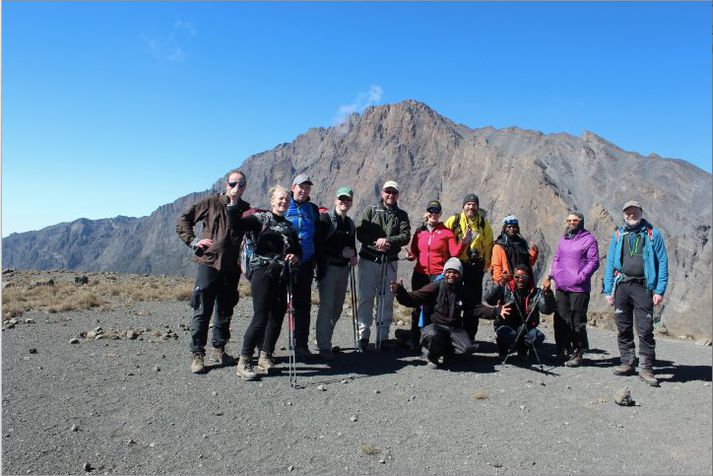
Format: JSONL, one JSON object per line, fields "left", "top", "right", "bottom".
{"left": 602, "top": 200, "right": 668, "bottom": 387}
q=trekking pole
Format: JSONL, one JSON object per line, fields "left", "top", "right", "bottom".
{"left": 502, "top": 289, "right": 542, "bottom": 366}
{"left": 349, "top": 265, "right": 360, "bottom": 352}
{"left": 375, "top": 255, "right": 388, "bottom": 351}
{"left": 285, "top": 262, "right": 297, "bottom": 388}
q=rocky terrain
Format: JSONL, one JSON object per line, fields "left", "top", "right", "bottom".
{"left": 1, "top": 271, "right": 712, "bottom": 475}
{"left": 3, "top": 100, "right": 711, "bottom": 340}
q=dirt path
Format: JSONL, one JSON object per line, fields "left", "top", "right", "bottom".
{"left": 2, "top": 297, "right": 711, "bottom": 475}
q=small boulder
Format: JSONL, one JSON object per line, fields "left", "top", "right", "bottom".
{"left": 614, "top": 387, "right": 635, "bottom": 406}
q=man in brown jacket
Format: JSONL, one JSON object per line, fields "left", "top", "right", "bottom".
{"left": 176, "top": 170, "right": 251, "bottom": 374}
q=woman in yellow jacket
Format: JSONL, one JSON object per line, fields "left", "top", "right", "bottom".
{"left": 491, "top": 215, "right": 539, "bottom": 284}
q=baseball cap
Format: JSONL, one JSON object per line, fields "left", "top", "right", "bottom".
{"left": 336, "top": 186, "right": 354, "bottom": 199}
{"left": 426, "top": 200, "right": 442, "bottom": 213}
{"left": 292, "top": 173, "right": 313, "bottom": 186}
{"left": 382, "top": 180, "right": 399, "bottom": 192}
{"left": 622, "top": 200, "right": 643, "bottom": 212}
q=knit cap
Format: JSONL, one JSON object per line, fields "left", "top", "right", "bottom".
{"left": 443, "top": 257, "right": 463, "bottom": 275}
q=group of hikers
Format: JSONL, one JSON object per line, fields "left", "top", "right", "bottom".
{"left": 176, "top": 170, "right": 669, "bottom": 387}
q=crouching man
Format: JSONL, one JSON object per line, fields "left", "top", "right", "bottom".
{"left": 483, "top": 264, "right": 555, "bottom": 361}
{"left": 389, "top": 258, "right": 484, "bottom": 369}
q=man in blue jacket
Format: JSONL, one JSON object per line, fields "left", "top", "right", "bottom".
{"left": 603, "top": 200, "right": 668, "bottom": 387}
{"left": 286, "top": 173, "right": 321, "bottom": 359}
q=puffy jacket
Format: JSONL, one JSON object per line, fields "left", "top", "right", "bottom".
{"left": 491, "top": 235, "right": 538, "bottom": 284}
{"left": 409, "top": 223, "right": 467, "bottom": 275}
{"left": 602, "top": 219, "right": 668, "bottom": 296}
{"left": 176, "top": 194, "right": 251, "bottom": 272}
{"left": 550, "top": 229, "right": 600, "bottom": 293}
{"left": 285, "top": 198, "right": 320, "bottom": 262}
{"left": 356, "top": 201, "right": 411, "bottom": 261}
{"left": 443, "top": 211, "right": 494, "bottom": 268}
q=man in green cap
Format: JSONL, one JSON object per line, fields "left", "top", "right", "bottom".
{"left": 315, "top": 186, "right": 358, "bottom": 360}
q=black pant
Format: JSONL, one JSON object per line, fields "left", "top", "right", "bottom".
{"left": 240, "top": 264, "right": 288, "bottom": 356}
{"left": 189, "top": 264, "right": 239, "bottom": 353}
{"left": 420, "top": 323, "right": 475, "bottom": 361}
{"left": 554, "top": 290, "right": 590, "bottom": 352}
{"left": 410, "top": 273, "right": 438, "bottom": 345}
{"left": 461, "top": 261, "right": 484, "bottom": 339}
{"left": 292, "top": 260, "right": 315, "bottom": 350}
{"left": 614, "top": 281, "right": 656, "bottom": 367}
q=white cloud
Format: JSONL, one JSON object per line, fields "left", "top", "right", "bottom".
{"left": 143, "top": 18, "right": 197, "bottom": 63}
{"left": 332, "top": 85, "right": 384, "bottom": 127}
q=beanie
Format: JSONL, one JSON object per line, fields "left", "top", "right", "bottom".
{"left": 443, "top": 257, "right": 463, "bottom": 275}
{"left": 462, "top": 193, "right": 479, "bottom": 207}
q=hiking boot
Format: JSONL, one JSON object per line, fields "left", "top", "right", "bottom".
{"left": 294, "top": 347, "right": 314, "bottom": 361}
{"left": 236, "top": 355, "right": 257, "bottom": 381}
{"left": 358, "top": 339, "right": 369, "bottom": 352}
{"left": 639, "top": 367, "right": 660, "bottom": 387}
{"left": 190, "top": 352, "right": 206, "bottom": 374}
{"left": 565, "top": 349, "right": 583, "bottom": 368}
{"left": 318, "top": 349, "right": 335, "bottom": 361}
{"left": 612, "top": 364, "right": 636, "bottom": 376}
{"left": 257, "top": 351, "right": 276, "bottom": 374}
{"left": 211, "top": 347, "right": 235, "bottom": 366}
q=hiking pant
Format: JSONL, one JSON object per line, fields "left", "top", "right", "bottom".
{"left": 315, "top": 263, "right": 350, "bottom": 352}
{"left": 357, "top": 258, "right": 397, "bottom": 342}
{"left": 189, "top": 264, "right": 239, "bottom": 354}
{"left": 614, "top": 280, "right": 656, "bottom": 368}
{"left": 292, "top": 260, "right": 315, "bottom": 350}
{"left": 495, "top": 324, "right": 545, "bottom": 354}
{"left": 420, "top": 323, "right": 475, "bottom": 361}
{"left": 462, "top": 261, "right": 485, "bottom": 340}
{"left": 240, "top": 264, "right": 287, "bottom": 357}
{"left": 554, "top": 290, "right": 590, "bottom": 352}
{"left": 410, "top": 272, "right": 438, "bottom": 346}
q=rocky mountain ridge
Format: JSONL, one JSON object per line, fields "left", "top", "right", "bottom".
{"left": 3, "top": 100, "right": 711, "bottom": 338}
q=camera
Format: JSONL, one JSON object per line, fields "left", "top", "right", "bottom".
{"left": 193, "top": 244, "right": 205, "bottom": 257}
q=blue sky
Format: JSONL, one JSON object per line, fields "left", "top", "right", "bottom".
{"left": 3, "top": 2, "right": 711, "bottom": 236}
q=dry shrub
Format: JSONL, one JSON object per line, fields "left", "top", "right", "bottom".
{"left": 2, "top": 272, "right": 194, "bottom": 318}
{"left": 360, "top": 444, "right": 380, "bottom": 455}
{"left": 473, "top": 390, "right": 490, "bottom": 400}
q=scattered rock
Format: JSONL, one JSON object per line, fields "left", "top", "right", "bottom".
{"left": 86, "top": 331, "right": 97, "bottom": 339}
{"left": 29, "top": 348, "right": 38, "bottom": 354}
{"left": 24, "top": 318, "right": 35, "bottom": 324}
{"left": 215, "top": 412, "right": 224, "bottom": 416}
{"left": 695, "top": 338, "right": 712, "bottom": 346}
{"left": 127, "top": 439, "right": 136, "bottom": 445}
{"left": 350, "top": 415, "right": 358, "bottom": 422}
{"left": 70, "top": 338, "right": 80, "bottom": 344}
{"left": 126, "top": 330, "right": 139, "bottom": 339}
{"left": 287, "top": 465, "right": 294, "bottom": 472}
{"left": 317, "top": 384, "right": 326, "bottom": 392}
{"left": 153, "top": 366, "right": 160, "bottom": 372}
{"left": 94, "top": 327, "right": 103, "bottom": 333}
{"left": 71, "top": 424, "right": 79, "bottom": 432}
{"left": 9, "top": 318, "right": 19, "bottom": 325}
{"left": 83, "top": 462, "right": 93, "bottom": 472}
{"left": 614, "top": 387, "right": 635, "bottom": 406}
{"left": 75, "top": 276, "right": 89, "bottom": 285}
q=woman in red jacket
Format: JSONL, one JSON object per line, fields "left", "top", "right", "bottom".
{"left": 404, "top": 200, "right": 471, "bottom": 349}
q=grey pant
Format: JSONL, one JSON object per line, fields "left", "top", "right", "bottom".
{"left": 357, "top": 258, "right": 397, "bottom": 341}
{"left": 316, "top": 264, "right": 351, "bottom": 351}
{"left": 614, "top": 280, "right": 656, "bottom": 367}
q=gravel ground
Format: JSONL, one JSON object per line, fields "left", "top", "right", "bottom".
{"left": 2, "top": 295, "right": 712, "bottom": 475}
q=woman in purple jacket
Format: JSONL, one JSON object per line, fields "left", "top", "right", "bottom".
{"left": 544, "top": 212, "right": 600, "bottom": 367}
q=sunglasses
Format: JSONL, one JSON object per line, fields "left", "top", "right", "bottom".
{"left": 513, "top": 275, "right": 530, "bottom": 281}
{"left": 337, "top": 196, "right": 352, "bottom": 202}
{"left": 228, "top": 181, "right": 246, "bottom": 189}
{"left": 383, "top": 190, "right": 399, "bottom": 195}
{"left": 427, "top": 209, "right": 441, "bottom": 214}
{"left": 505, "top": 224, "right": 519, "bottom": 228}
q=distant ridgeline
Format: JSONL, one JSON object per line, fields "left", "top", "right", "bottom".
{"left": 3, "top": 100, "right": 711, "bottom": 338}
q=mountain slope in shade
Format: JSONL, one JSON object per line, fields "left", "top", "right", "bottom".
{"left": 4, "top": 100, "right": 711, "bottom": 338}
